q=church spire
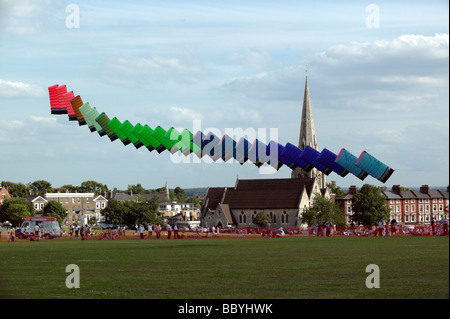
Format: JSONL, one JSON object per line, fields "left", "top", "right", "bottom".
{"left": 292, "top": 75, "right": 326, "bottom": 188}
{"left": 298, "top": 75, "right": 317, "bottom": 150}
{"left": 165, "top": 178, "right": 170, "bottom": 200}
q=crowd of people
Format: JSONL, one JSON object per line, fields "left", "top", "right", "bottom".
{"left": 2, "top": 214, "right": 448, "bottom": 242}
{"left": 311, "top": 215, "right": 449, "bottom": 237}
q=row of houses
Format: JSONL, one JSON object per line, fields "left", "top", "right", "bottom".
{"left": 0, "top": 184, "right": 200, "bottom": 227}
{"left": 335, "top": 185, "right": 449, "bottom": 225}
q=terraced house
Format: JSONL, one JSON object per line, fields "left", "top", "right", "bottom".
{"left": 336, "top": 185, "right": 449, "bottom": 225}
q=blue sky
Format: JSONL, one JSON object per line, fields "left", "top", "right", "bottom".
{"left": 0, "top": 0, "right": 448, "bottom": 191}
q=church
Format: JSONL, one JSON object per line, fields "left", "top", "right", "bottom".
{"left": 201, "top": 76, "right": 330, "bottom": 229}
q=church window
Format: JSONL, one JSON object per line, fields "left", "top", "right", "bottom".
{"left": 239, "top": 211, "right": 246, "bottom": 224}
{"left": 269, "top": 212, "right": 276, "bottom": 223}
{"left": 282, "top": 211, "right": 289, "bottom": 224}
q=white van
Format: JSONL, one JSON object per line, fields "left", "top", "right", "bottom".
{"left": 16, "top": 217, "right": 62, "bottom": 239}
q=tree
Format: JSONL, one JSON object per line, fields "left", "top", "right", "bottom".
{"left": 186, "top": 196, "right": 201, "bottom": 208}
{"left": 60, "top": 184, "right": 80, "bottom": 193}
{"left": 174, "top": 187, "right": 187, "bottom": 202}
{"left": 351, "top": 184, "right": 390, "bottom": 226}
{"left": 327, "top": 180, "right": 347, "bottom": 197}
{"left": 101, "top": 199, "right": 161, "bottom": 227}
{"left": 128, "top": 183, "right": 149, "bottom": 195}
{"left": 0, "top": 198, "right": 33, "bottom": 226}
{"left": 28, "top": 180, "right": 53, "bottom": 194}
{"left": 252, "top": 212, "right": 271, "bottom": 227}
{"left": 1, "top": 181, "right": 29, "bottom": 198}
{"left": 79, "top": 180, "right": 107, "bottom": 195}
{"left": 300, "top": 195, "right": 346, "bottom": 226}
{"left": 42, "top": 200, "right": 67, "bottom": 223}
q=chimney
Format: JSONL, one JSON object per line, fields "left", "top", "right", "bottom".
{"left": 420, "top": 185, "right": 430, "bottom": 194}
{"left": 349, "top": 185, "right": 358, "bottom": 194}
{"left": 392, "top": 185, "right": 401, "bottom": 194}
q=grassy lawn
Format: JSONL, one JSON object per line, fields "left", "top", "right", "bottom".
{"left": 0, "top": 235, "right": 448, "bottom": 299}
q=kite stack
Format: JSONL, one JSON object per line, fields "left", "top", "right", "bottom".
{"left": 48, "top": 84, "right": 395, "bottom": 183}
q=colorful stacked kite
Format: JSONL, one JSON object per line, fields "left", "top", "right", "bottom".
{"left": 48, "top": 84, "right": 395, "bottom": 183}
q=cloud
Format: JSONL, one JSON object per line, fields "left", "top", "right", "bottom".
{"left": 168, "top": 106, "right": 204, "bottom": 123}
{"left": 103, "top": 54, "right": 206, "bottom": 87}
{"left": 0, "top": 79, "right": 46, "bottom": 99}
{"left": 229, "top": 48, "right": 273, "bottom": 70}
{"left": 219, "top": 34, "right": 449, "bottom": 112}
{"left": 313, "top": 33, "right": 448, "bottom": 76}
{"left": 0, "top": 0, "right": 59, "bottom": 35}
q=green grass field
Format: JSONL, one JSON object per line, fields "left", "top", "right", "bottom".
{"left": 0, "top": 236, "right": 448, "bottom": 299}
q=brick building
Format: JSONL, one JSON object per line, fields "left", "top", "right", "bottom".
{"left": 0, "top": 184, "right": 12, "bottom": 208}
{"left": 336, "top": 185, "right": 449, "bottom": 225}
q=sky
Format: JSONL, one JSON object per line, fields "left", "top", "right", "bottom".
{"left": 0, "top": 0, "right": 448, "bottom": 191}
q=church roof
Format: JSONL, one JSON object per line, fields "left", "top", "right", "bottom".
{"left": 201, "top": 187, "right": 226, "bottom": 217}
{"left": 201, "top": 178, "right": 317, "bottom": 212}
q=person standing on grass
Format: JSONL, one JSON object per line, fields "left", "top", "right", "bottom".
{"left": 139, "top": 224, "right": 144, "bottom": 239}
{"left": 85, "top": 224, "right": 90, "bottom": 240}
{"left": 155, "top": 224, "right": 161, "bottom": 239}
{"left": 431, "top": 218, "right": 436, "bottom": 235}
{"left": 34, "top": 223, "right": 40, "bottom": 238}
{"left": 391, "top": 218, "right": 397, "bottom": 236}
{"left": 173, "top": 224, "right": 178, "bottom": 239}
{"left": 166, "top": 224, "right": 172, "bottom": 239}
{"left": 147, "top": 223, "right": 153, "bottom": 239}
{"left": 378, "top": 220, "right": 384, "bottom": 236}
{"left": 385, "top": 220, "right": 390, "bottom": 236}
{"left": 442, "top": 215, "right": 448, "bottom": 236}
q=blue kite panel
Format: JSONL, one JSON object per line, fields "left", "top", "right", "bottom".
{"left": 316, "top": 148, "right": 349, "bottom": 177}
{"left": 282, "top": 143, "right": 311, "bottom": 171}
{"left": 355, "top": 151, "right": 394, "bottom": 183}
{"left": 299, "top": 146, "right": 328, "bottom": 173}
{"left": 335, "top": 148, "right": 368, "bottom": 180}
